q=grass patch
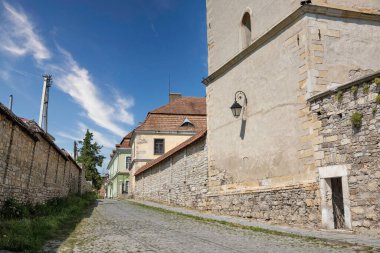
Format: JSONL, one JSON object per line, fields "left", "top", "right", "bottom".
{"left": 0, "top": 192, "right": 96, "bottom": 252}
{"left": 127, "top": 201, "right": 357, "bottom": 249}
{"left": 335, "top": 90, "right": 344, "bottom": 103}
{"left": 363, "top": 83, "right": 370, "bottom": 94}
{"left": 351, "top": 85, "right": 358, "bottom": 97}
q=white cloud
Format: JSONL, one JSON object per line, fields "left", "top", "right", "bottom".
{"left": 50, "top": 48, "right": 134, "bottom": 137}
{"left": 57, "top": 122, "right": 117, "bottom": 150}
{"left": 0, "top": 1, "right": 51, "bottom": 61}
{"left": 0, "top": 1, "right": 134, "bottom": 138}
{"left": 56, "top": 131, "right": 81, "bottom": 142}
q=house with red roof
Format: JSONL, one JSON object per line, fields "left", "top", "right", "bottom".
{"left": 128, "top": 93, "right": 206, "bottom": 195}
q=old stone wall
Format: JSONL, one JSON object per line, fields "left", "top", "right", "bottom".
{"left": 0, "top": 104, "right": 84, "bottom": 205}
{"left": 134, "top": 135, "right": 322, "bottom": 228}
{"left": 135, "top": 137, "right": 208, "bottom": 208}
{"left": 205, "top": 184, "right": 320, "bottom": 228}
{"left": 310, "top": 74, "right": 380, "bottom": 235}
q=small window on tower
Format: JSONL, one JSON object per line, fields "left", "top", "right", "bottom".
{"left": 241, "top": 12, "right": 252, "bottom": 49}
{"left": 154, "top": 139, "right": 165, "bottom": 155}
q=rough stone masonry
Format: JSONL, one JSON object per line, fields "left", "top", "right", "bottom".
{"left": 0, "top": 103, "right": 85, "bottom": 206}
{"left": 135, "top": 73, "right": 380, "bottom": 236}
{"left": 135, "top": 132, "right": 321, "bottom": 230}
{"left": 309, "top": 73, "right": 380, "bottom": 235}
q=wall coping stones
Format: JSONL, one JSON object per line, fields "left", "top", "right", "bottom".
{"left": 308, "top": 70, "right": 380, "bottom": 103}
{"left": 0, "top": 102, "right": 38, "bottom": 141}
{"left": 206, "top": 182, "right": 317, "bottom": 197}
{"left": 0, "top": 102, "right": 82, "bottom": 169}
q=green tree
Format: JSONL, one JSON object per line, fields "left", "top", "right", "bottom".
{"left": 77, "top": 130, "right": 105, "bottom": 190}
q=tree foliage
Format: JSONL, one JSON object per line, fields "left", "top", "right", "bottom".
{"left": 77, "top": 130, "right": 105, "bottom": 190}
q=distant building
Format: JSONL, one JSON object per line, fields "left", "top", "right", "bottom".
{"left": 98, "top": 175, "right": 108, "bottom": 199}
{"left": 106, "top": 133, "right": 132, "bottom": 199}
{"left": 128, "top": 93, "right": 207, "bottom": 195}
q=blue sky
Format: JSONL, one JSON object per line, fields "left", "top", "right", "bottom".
{"left": 0, "top": 0, "right": 207, "bottom": 174}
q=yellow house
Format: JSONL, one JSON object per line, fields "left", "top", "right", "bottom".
{"left": 129, "top": 93, "right": 207, "bottom": 195}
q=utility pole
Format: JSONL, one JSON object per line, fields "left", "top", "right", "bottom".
{"left": 38, "top": 75, "right": 52, "bottom": 133}
{"left": 74, "top": 141, "right": 78, "bottom": 160}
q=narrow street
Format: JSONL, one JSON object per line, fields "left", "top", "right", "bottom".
{"left": 45, "top": 199, "right": 355, "bottom": 253}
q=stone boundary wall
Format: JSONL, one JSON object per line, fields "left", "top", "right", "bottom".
{"left": 134, "top": 135, "right": 321, "bottom": 228}
{"left": 309, "top": 74, "right": 380, "bottom": 235}
{"left": 135, "top": 136, "right": 208, "bottom": 208}
{"left": 0, "top": 103, "right": 85, "bottom": 205}
{"left": 204, "top": 184, "right": 321, "bottom": 228}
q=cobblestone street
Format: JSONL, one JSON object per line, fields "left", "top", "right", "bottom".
{"left": 45, "top": 199, "right": 358, "bottom": 253}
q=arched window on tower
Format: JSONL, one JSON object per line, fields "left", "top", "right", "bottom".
{"left": 241, "top": 12, "right": 252, "bottom": 49}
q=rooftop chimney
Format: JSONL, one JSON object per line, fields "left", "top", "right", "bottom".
{"left": 169, "top": 92, "right": 182, "bottom": 103}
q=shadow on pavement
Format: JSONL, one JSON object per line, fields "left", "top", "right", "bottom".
{"left": 42, "top": 200, "right": 99, "bottom": 253}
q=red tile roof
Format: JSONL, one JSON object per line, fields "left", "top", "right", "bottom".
{"left": 136, "top": 97, "right": 207, "bottom": 132}
{"left": 150, "top": 97, "right": 206, "bottom": 115}
{"left": 135, "top": 114, "right": 206, "bottom": 132}
{"left": 118, "top": 131, "right": 133, "bottom": 148}
{"left": 134, "top": 129, "right": 207, "bottom": 176}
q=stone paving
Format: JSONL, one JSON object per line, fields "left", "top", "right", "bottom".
{"left": 42, "top": 199, "right": 371, "bottom": 253}
{"left": 131, "top": 199, "right": 380, "bottom": 250}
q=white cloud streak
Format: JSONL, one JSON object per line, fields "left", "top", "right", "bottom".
{"left": 0, "top": 1, "right": 134, "bottom": 138}
{"left": 57, "top": 122, "right": 117, "bottom": 149}
{"left": 0, "top": 1, "right": 51, "bottom": 61}
{"left": 50, "top": 48, "right": 134, "bottom": 137}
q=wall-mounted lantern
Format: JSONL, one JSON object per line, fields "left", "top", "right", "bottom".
{"left": 230, "top": 91, "right": 247, "bottom": 118}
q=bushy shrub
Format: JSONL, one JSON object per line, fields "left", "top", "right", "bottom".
{"left": 0, "top": 198, "right": 29, "bottom": 219}
{"left": 0, "top": 192, "right": 96, "bottom": 252}
{"left": 351, "top": 112, "right": 363, "bottom": 129}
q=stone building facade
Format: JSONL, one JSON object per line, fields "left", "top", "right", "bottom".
{"left": 134, "top": 1, "right": 380, "bottom": 236}
{"left": 135, "top": 130, "right": 208, "bottom": 208}
{"left": 202, "top": 0, "right": 380, "bottom": 233}
{"left": 0, "top": 103, "right": 85, "bottom": 205}
{"left": 135, "top": 129, "right": 321, "bottom": 228}
{"left": 309, "top": 73, "right": 380, "bottom": 235}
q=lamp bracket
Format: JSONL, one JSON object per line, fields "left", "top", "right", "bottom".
{"left": 234, "top": 91, "right": 248, "bottom": 105}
